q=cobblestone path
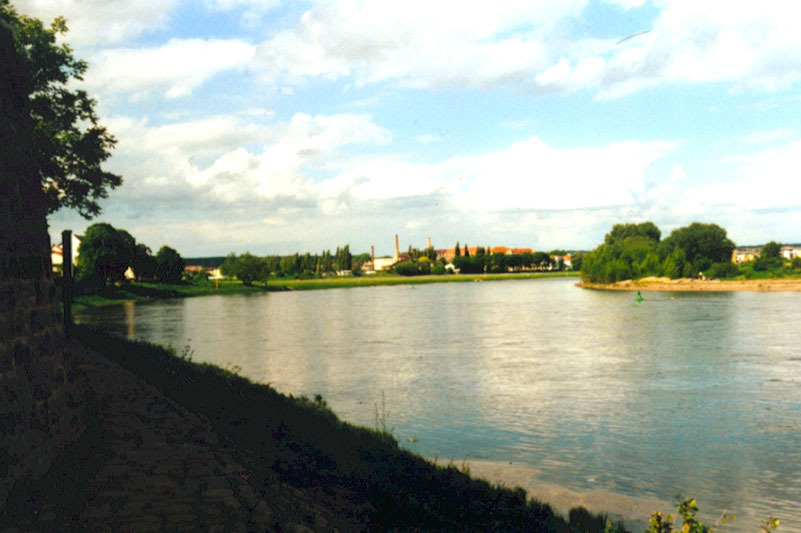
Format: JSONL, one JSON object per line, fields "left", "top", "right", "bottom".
{"left": 3, "top": 344, "right": 346, "bottom": 532}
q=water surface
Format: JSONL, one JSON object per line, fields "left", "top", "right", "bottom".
{"left": 76, "top": 279, "right": 801, "bottom": 530}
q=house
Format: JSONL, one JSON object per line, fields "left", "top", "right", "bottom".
{"left": 780, "top": 245, "right": 801, "bottom": 260}
{"left": 732, "top": 247, "right": 760, "bottom": 264}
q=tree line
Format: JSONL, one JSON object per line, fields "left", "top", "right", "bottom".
{"left": 74, "top": 223, "right": 184, "bottom": 285}
{"left": 392, "top": 245, "right": 579, "bottom": 276}
{"left": 220, "top": 245, "right": 354, "bottom": 285}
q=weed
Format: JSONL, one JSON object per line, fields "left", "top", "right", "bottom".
{"left": 374, "top": 390, "right": 393, "bottom": 435}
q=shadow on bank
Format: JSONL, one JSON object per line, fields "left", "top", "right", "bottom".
{"left": 64, "top": 325, "right": 625, "bottom": 532}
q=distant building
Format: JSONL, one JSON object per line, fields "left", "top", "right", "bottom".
{"left": 732, "top": 247, "right": 760, "bottom": 264}
{"left": 50, "top": 233, "right": 82, "bottom": 271}
{"left": 781, "top": 245, "right": 801, "bottom": 260}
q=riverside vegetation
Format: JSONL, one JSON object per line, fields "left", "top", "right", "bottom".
{"left": 580, "top": 221, "right": 801, "bottom": 284}
{"left": 72, "top": 324, "right": 619, "bottom": 532}
{"left": 65, "top": 325, "right": 781, "bottom": 531}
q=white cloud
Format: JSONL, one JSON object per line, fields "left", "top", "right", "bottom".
{"left": 254, "top": 0, "right": 588, "bottom": 89}
{"left": 14, "top": 0, "right": 179, "bottom": 46}
{"left": 84, "top": 39, "right": 256, "bottom": 98}
{"left": 543, "top": 1, "right": 801, "bottom": 97}
{"left": 449, "top": 138, "right": 674, "bottom": 211}
{"left": 680, "top": 139, "right": 801, "bottom": 212}
{"left": 246, "top": 1, "right": 801, "bottom": 97}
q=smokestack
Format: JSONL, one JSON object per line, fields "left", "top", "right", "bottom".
{"left": 395, "top": 234, "right": 400, "bottom": 261}
{"left": 371, "top": 245, "right": 375, "bottom": 266}
{"left": 427, "top": 236, "right": 432, "bottom": 249}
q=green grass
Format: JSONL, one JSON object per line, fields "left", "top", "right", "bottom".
{"left": 73, "top": 325, "right": 623, "bottom": 532}
{"left": 72, "top": 272, "right": 579, "bottom": 310}
{"left": 72, "top": 279, "right": 264, "bottom": 311}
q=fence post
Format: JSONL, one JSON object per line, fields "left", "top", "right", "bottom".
{"left": 62, "top": 230, "right": 73, "bottom": 338}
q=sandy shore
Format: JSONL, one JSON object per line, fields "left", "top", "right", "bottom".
{"left": 578, "top": 276, "right": 801, "bottom": 292}
{"left": 461, "top": 460, "right": 668, "bottom": 530}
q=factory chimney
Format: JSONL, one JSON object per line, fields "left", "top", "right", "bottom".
{"left": 394, "top": 234, "right": 400, "bottom": 261}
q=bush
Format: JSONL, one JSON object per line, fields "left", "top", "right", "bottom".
{"left": 706, "top": 261, "right": 740, "bottom": 279}
{"left": 393, "top": 261, "right": 421, "bottom": 276}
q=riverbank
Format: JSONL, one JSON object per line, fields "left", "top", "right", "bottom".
{"left": 73, "top": 272, "right": 578, "bottom": 310}
{"left": 464, "top": 460, "right": 665, "bottom": 533}
{"left": 3, "top": 325, "right": 626, "bottom": 531}
{"left": 578, "top": 276, "right": 801, "bottom": 292}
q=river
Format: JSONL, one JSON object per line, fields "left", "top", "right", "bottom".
{"left": 75, "top": 278, "right": 801, "bottom": 530}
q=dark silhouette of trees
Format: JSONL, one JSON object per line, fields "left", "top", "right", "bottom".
{"left": 1, "top": 3, "right": 121, "bottom": 218}
{"left": 154, "top": 246, "right": 185, "bottom": 284}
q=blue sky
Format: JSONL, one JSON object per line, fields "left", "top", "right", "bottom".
{"left": 22, "top": 0, "right": 801, "bottom": 256}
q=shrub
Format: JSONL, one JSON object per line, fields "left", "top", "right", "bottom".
{"left": 393, "top": 261, "right": 421, "bottom": 276}
{"left": 706, "top": 262, "right": 740, "bottom": 279}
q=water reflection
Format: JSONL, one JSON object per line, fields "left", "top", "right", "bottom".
{"left": 75, "top": 279, "right": 801, "bottom": 531}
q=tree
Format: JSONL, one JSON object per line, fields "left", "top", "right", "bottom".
{"left": 76, "top": 223, "right": 135, "bottom": 284}
{"left": 570, "top": 251, "right": 584, "bottom": 272}
{"left": 605, "top": 222, "right": 661, "bottom": 245}
{"left": 131, "top": 243, "right": 156, "bottom": 281}
{"left": 235, "top": 252, "right": 269, "bottom": 284}
{"left": 454, "top": 242, "right": 460, "bottom": 257}
{"left": 1, "top": 3, "right": 121, "bottom": 218}
{"left": 754, "top": 241, "right": 783, "bottom": 272}
{"left": 335, "top": 244, "right": 351, "bottom": 271}
{"left": 531, "top": 251, "right": 552, "bottom": 270}
{"left": 221, "top": 252, "right": 269, "bottom": 284}
{"left": 154, "top": 246, "right": 185, "bottom": 284}
{"left": 659, "top": 223, "right": 735, "bottom": 275}
{"left": 761, "top": 241, "right": 782, "bottom": 259}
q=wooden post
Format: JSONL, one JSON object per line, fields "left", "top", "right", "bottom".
{"left": 62, "top": 230, "right": 73, "bottom": 338}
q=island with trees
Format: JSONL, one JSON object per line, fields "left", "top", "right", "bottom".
{"left": 579, "top": 221, "right": 801, "bottom": 291}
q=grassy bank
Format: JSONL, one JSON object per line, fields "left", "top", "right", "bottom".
{"left": 73, "top": 324, "right": 622, "bottom": 532}
{"left": 73, "top": 272, "right": 578, "bottom": 310}
{"left": 72, "top": 280, "right": 265, "bottom": 311}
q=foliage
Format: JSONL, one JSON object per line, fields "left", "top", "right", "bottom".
{"left": 570, "top": 251, "right": 584, "bottom": 272}
{"left": 452, "top": 252, "right": 554, "bottom": 274}
{"left": 582, "top": 221, "right": 737, "bottom": 283}
{"left": 393, "top": 260, "right": 429, "bottom": 276}
{"left": 706, "top": 261, "right": 740, "bottom": 279}
{"left": 352, "top": 252, "right": 371, "bottom": 266}
{"left": 431, "top": 263, "right": 446, "bottom": 275}
{"left": 753, "top": 241, "right": 784, "bottom": 271}
{"left": 154, "top": 245, "right": 185, "bottom": 284}
{"left": 1, "top": 2, "right": 121, "bottom": 218}
{"left": 605, "top": 222, "right": 661, "bottom": 245}
{"left": 408, "top": 246, "right": 437, "bottom": 262}
{"left": 761, "top": 241, "right": 782, "bottom": 259}
{"left": 221, "top": 252, "right": 269, "bottom": 285}
{"left": 658, "top": 223, "right": 735, "bottom": 274}
{"left": 335, "top": 245, "right": 352, "bottom": 271}
{"left": 131, "top": 243, "right": 156, "bottom": 281}
{"left": 74, "top": 324, "right": 616, "bottom": 532}
{"left": 76, "top": 223, "right": 135, "bottom": 284}
{"left": 641, "top": 496, "right": 761, "bottom": 533}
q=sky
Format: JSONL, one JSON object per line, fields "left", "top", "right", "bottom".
{"left": 22, "top": 0, "right": 801, "bottom": 257}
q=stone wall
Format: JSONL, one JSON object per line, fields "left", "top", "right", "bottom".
{"left": 0, "top": 19, "right": 87, "bottom": 510}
